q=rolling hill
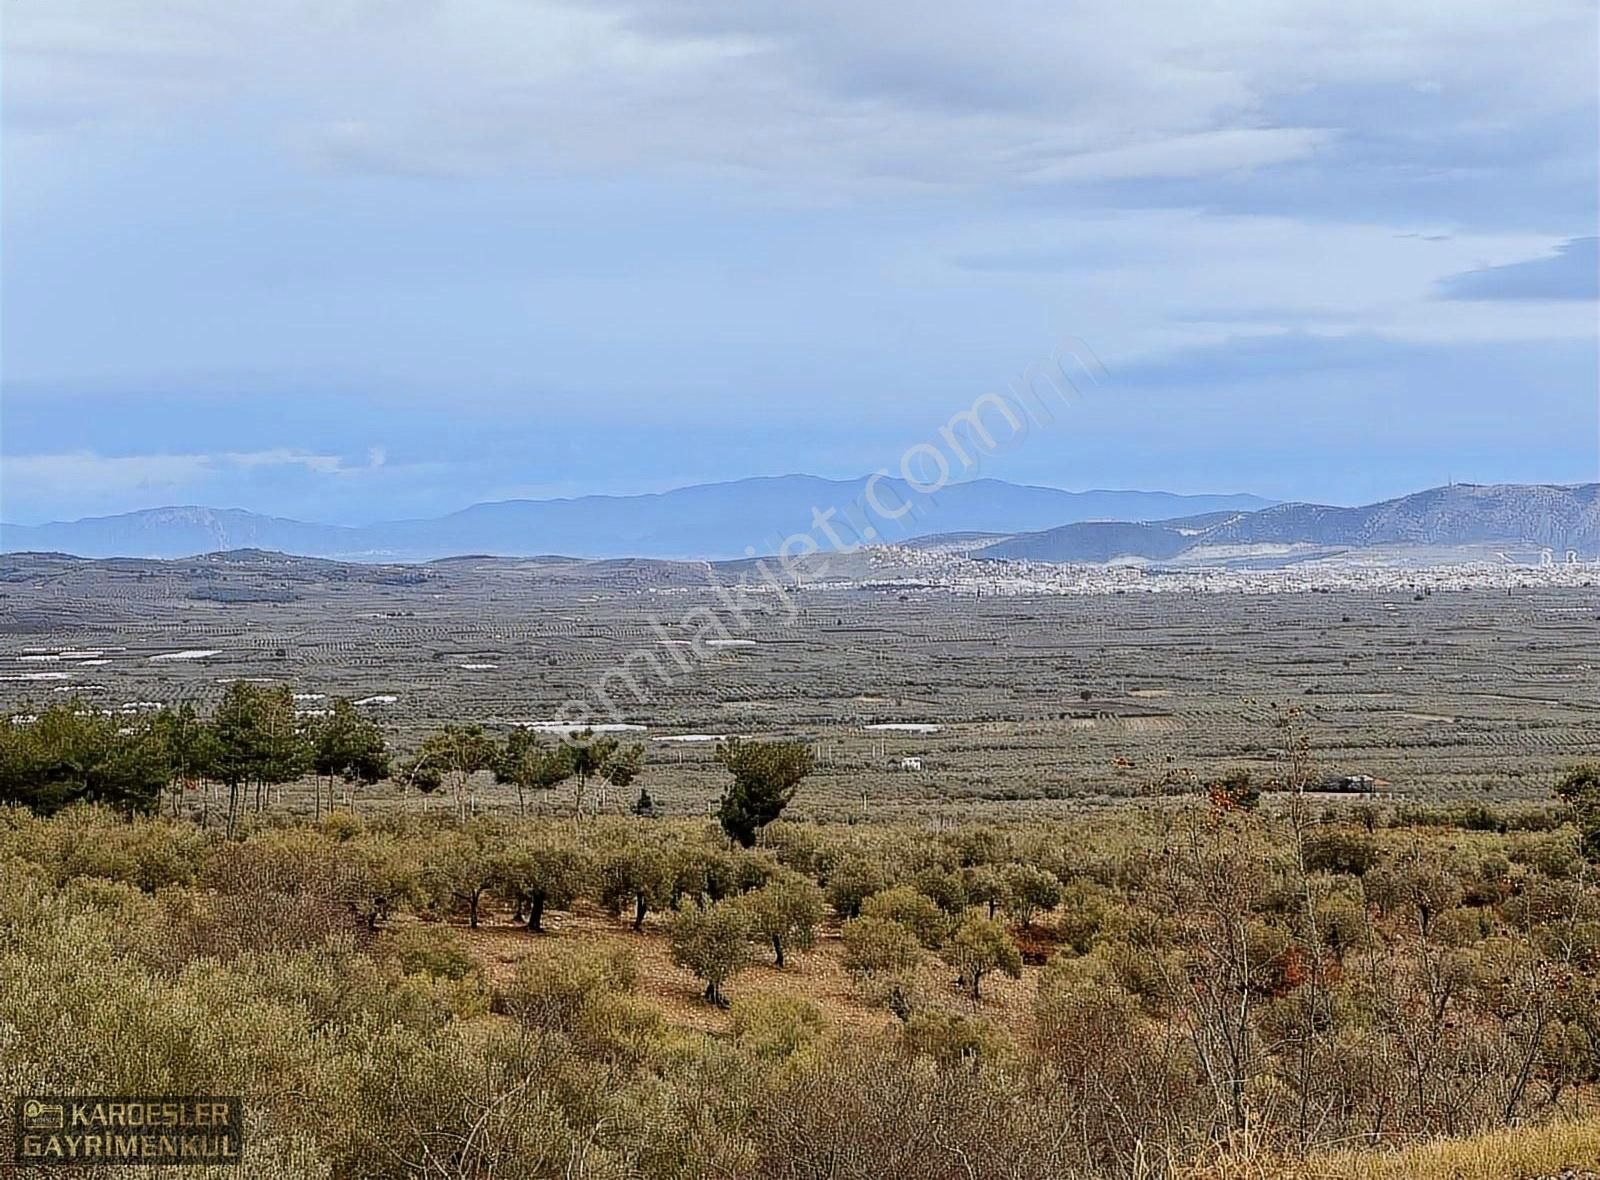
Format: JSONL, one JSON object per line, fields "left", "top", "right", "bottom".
{"left": 0, "top": 476, "right": 1271, "bottom": 561}
{"left": 974, "top": 483, "right": 1600, "bottom": 564}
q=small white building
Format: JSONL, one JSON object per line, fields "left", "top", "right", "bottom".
{"left": 898, "top": 756, "right": 924, "bottom": 772}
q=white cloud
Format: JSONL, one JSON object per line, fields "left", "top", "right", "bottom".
{"left": 0, "top": 448, "right": 380, "bottom": 511}
{"left": 0, "top": 443, "right": 481, "bottom": 524}
{"left": 4, "top": 0, "right": 1592, "bottom": 198}
{"left": 1017, "top": 128, "right": 1334, "bottom": 184}
{"left": 1, "top": 0, "right": 1592, "bottom": 522}
{"left": 1, "top": 451, "right": 214, "bottom": 502}
{"left": 219, "top": 449, "right": 350, "bottom": 474}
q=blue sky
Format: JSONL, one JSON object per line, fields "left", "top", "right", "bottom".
{"left": 3, "top": 0, "right": 1597, "bottom": 525}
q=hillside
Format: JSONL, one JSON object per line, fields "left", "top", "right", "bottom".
{"left": 7, "top": 481, "right": 1592, "bottom": 567}
{"left": 976, "top": 483, "right": 1600, "bottom": 564}
{"left": 0, "top": 477, "right": 1270, "bottom": 561}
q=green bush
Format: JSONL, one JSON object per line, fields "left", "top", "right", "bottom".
{"left": 1, "top": 799, "right": 1596, "bottom": 1176}
{"left": 901, "top": 1011, "right": 1009, "bottom": 1068}
{"left": 380, "top": 923, "right": 477, "bottom": 980}
{"left": 1053, "top": 881, "right": 1132, "bottom": 954}
{"left": 731, "top": 993, "right": 825, "bottom": 1059}
{"left": 1302, "top": 828, "right": 1378, "bottom": 876}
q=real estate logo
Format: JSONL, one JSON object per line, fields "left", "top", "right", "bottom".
{"left": 13, "top": 1096, "right": 244, "bottom": 1167}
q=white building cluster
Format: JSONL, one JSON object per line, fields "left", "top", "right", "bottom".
{"left": 863, "top": 546, "right": 1600, "bottom": 597}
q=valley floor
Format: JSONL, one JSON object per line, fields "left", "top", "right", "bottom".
{"left": 4, "top": 552, "right": 1597, "bottom": 818}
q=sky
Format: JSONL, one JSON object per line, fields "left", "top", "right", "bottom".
{"left": 2, "top": 0, "right": 1597, "bottom": 526}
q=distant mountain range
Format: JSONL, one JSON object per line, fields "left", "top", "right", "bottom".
{"left": 6, "top": 479, "right": 1592, "bottom": 566}
{"left": 0, "top": 476, "right": 1272, "bottom": 561}
{"left": 973, "top": 483, "right": 1600, "bottom": 564}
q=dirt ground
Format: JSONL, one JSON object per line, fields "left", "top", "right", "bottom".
{"left": 452, "top": 903, "right": 1045, "bottom": 1039}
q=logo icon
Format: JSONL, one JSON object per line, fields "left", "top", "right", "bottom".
{"left": 20, "top": 1101, "right": 64, "bottom": 1131}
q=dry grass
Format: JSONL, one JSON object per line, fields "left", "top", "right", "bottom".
{"left": 1181, "top": 1116, "right": 1600, "bottom": 1180}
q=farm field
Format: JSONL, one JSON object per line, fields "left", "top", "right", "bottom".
{"left": 2, "top": 551, "right": 1597, "bottom": 819}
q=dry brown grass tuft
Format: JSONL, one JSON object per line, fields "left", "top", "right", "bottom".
{"left": 1181, "top": 1116, "right": 1600, "bottom": 1180}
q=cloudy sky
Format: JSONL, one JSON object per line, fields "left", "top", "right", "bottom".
{"left": 3, "top": 0, "right": 1597, "bottom": 524}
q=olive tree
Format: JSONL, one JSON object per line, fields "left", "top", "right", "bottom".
{"left": 962, "top": 865, "right": 1012, "bottom": 920}
{"left": 861, "top": 885, "right": 949, "bottom": 949}
{"left": 342, "top": 833, "right": 423, "bottom": 931}
{"left": 744, "top": 873, "right": 825, "bottom": 967}
{"left": 598, "top": 842, "right": 673, "bottom": 931}
{"left": 943, "top": 915, "right": 1022, "bottom": 1001}
{"left": 669, "top": 898, "right": 753, "bottom": 1006}
{"left": 421, "top": 823, "right": 504, "bottom": 928}
{"left": 825, "top": 855, "right": 886, "bottom": 919}
{"left": 913, "top": 867, "right": 969, "bottom": 918}
{"left": 841, "top": 915, "right": 923, "bottom": 978}
{"left": 1002, "top": 863, "right": 1062, "bottom": 930}
{"left": 493, "top": 835, "right": 592, "bottom": 932}
{"left": 667, "top": 844, "right": 741, "bottom": 910}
